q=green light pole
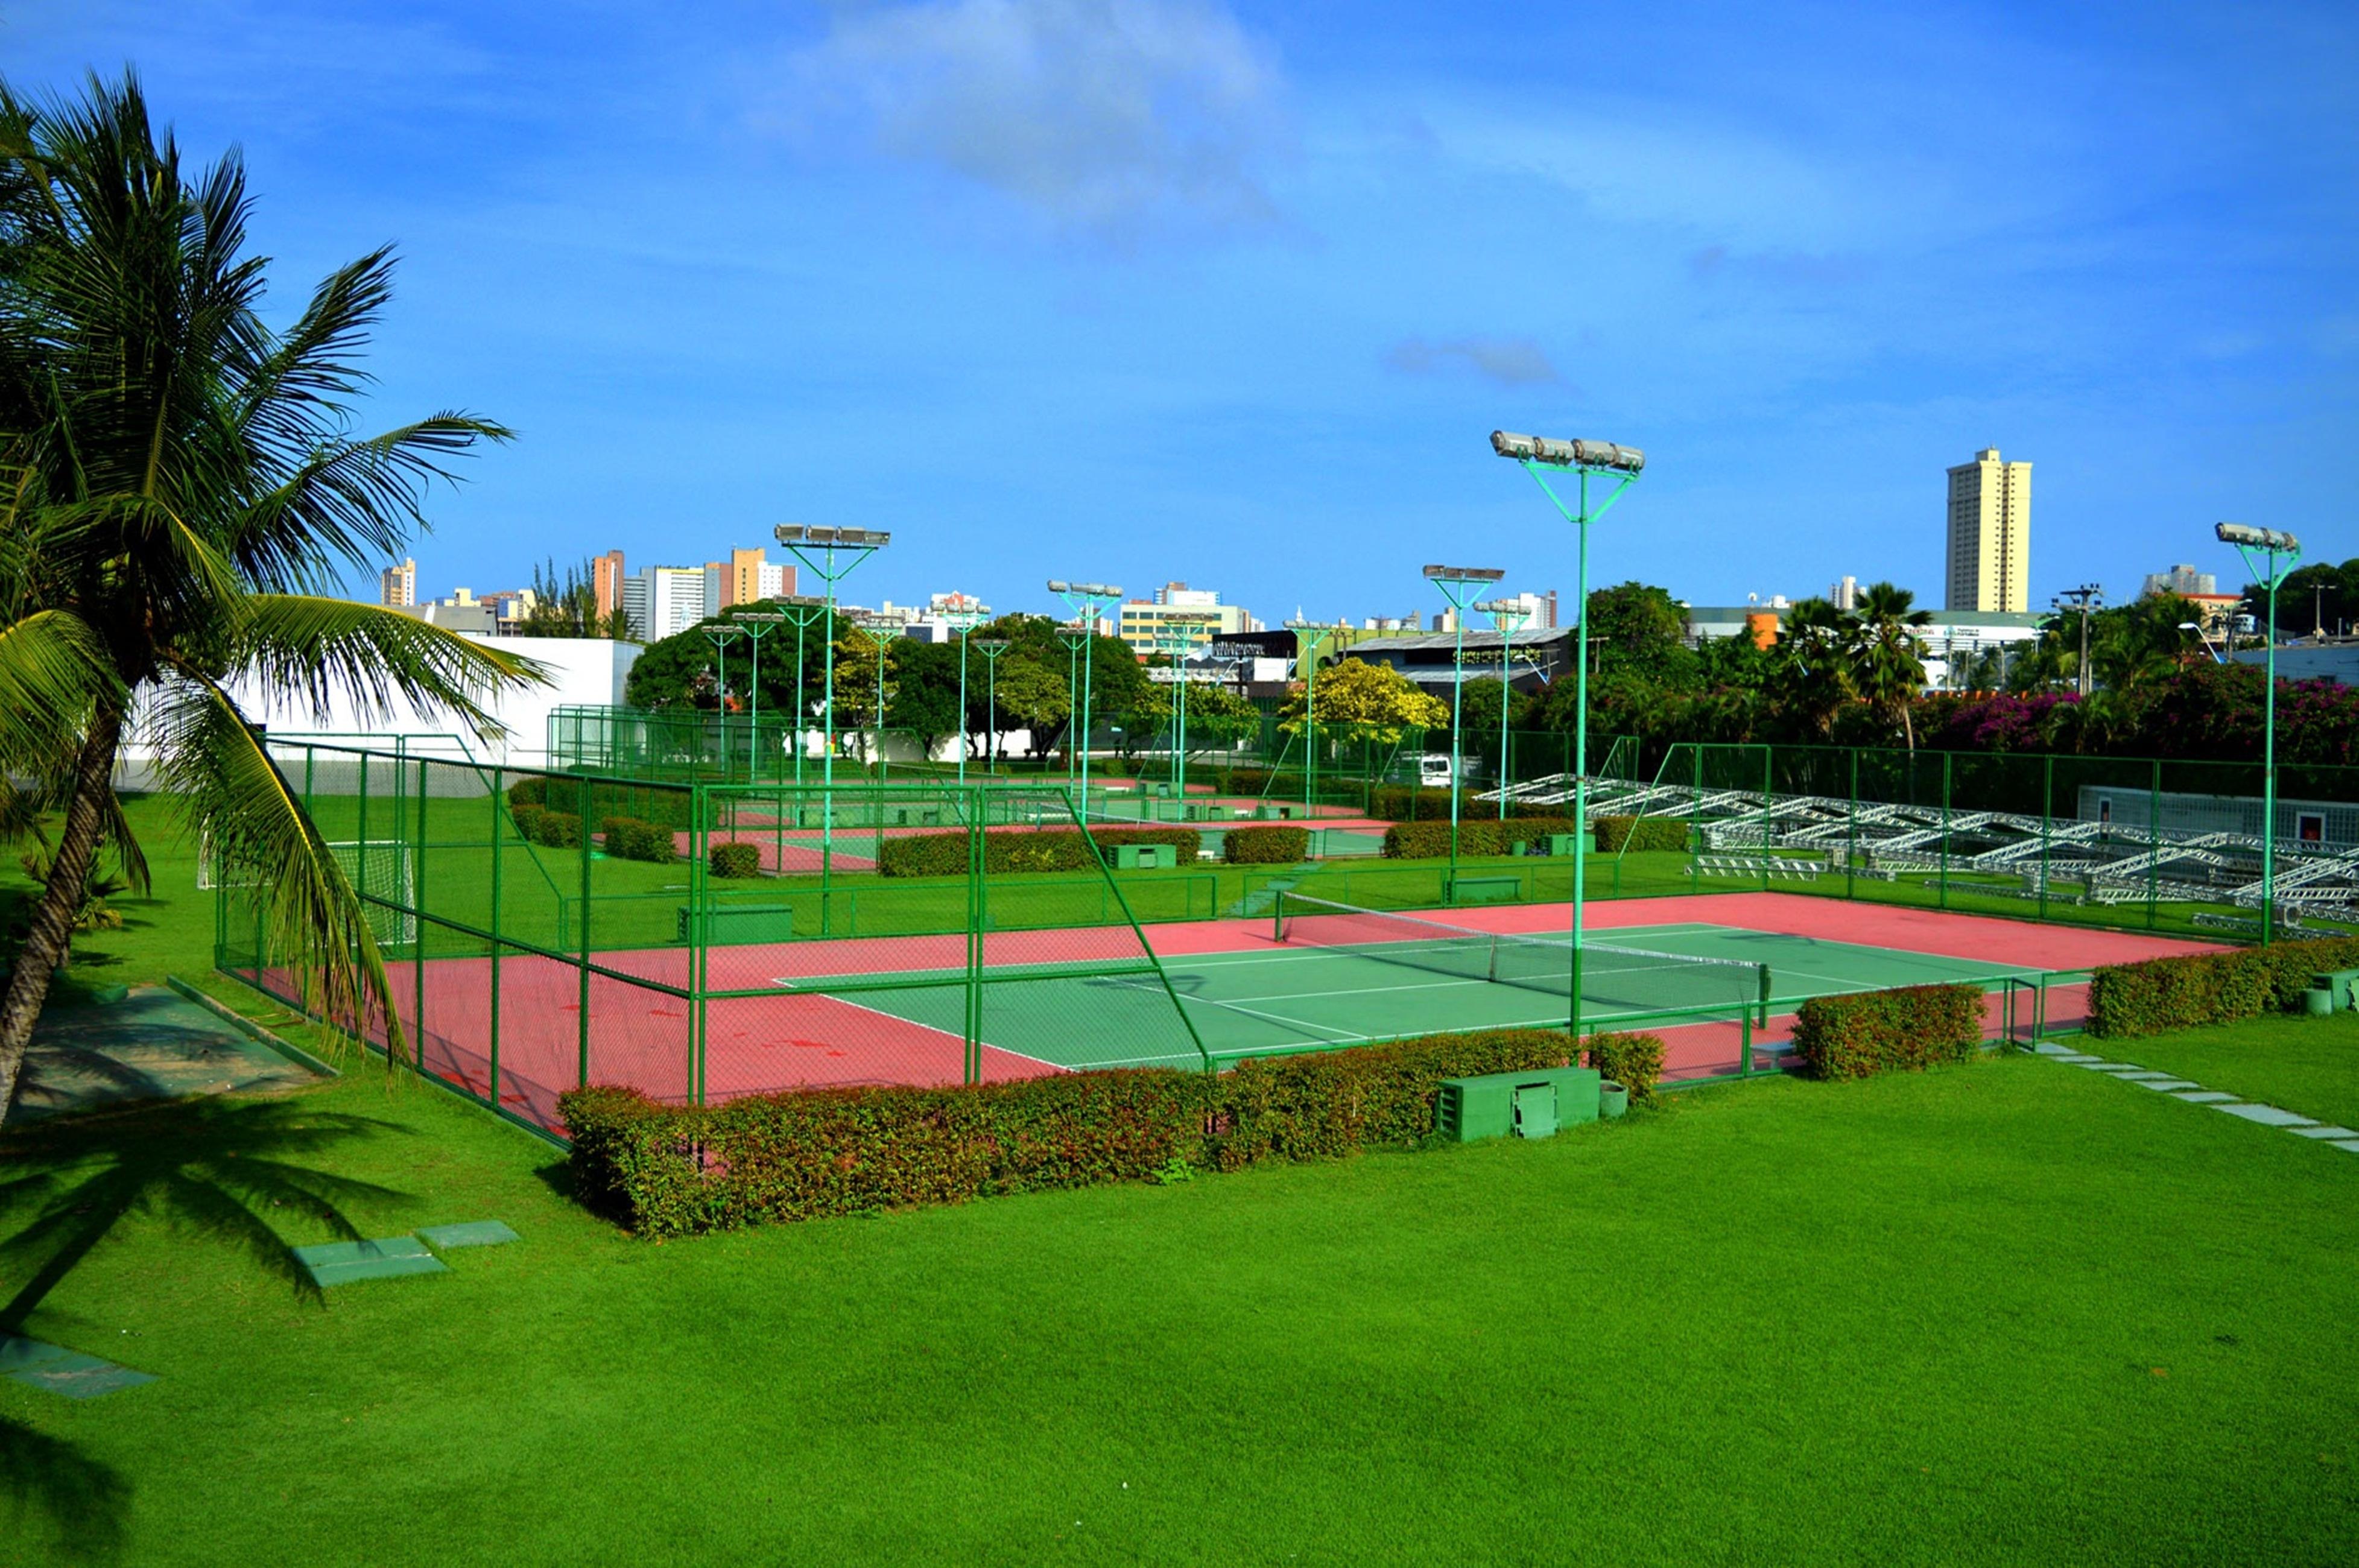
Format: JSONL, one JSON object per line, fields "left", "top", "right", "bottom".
{"left": 1283, "top": 620, "right": 1337, "bottom": 816}
{"left": 735, "top": 612, "right": 782, "bottom": 782}
{"left": 946, "top": 605, "right": 986, "bottom": 784}
{"left": 1472, "top": 597, "right": 1533, "bottom": 820}
{"left": 1423, "top": 565, "right": 1507, "bottom": 893}
{"left": 1491, "top": 431, "right": 1644, "bottom": 1031}
{"left": 701, "top": 621, "right": 743, "bottom": 778}
{"left": 975, "top": 638, "right": 1010, "bottom": 775}
{"left": 861, "top": 625, "right": 895, "bottom": 781}
{"left": 1054, "top": 627, "right": 1088, "bottom": 783}
{"left": 2217, "top": 522, "right": 2304, "bottom": 947}
{"left": 1050, "top": 580, "right": 1122, "bottom": 811}
{"left": 773, "top": 595, "right": 831, "bottom": 786}
{"left": 774, "top": 525, "right": 890, "bottom": 868}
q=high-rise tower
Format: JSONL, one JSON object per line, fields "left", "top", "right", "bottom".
{"left": 1945, "top": 448, "right": 2031, "bottom": 613}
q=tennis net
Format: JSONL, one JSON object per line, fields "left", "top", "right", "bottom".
{"left": 1273, "top": 893, "right": 1769, "bottom": 1023}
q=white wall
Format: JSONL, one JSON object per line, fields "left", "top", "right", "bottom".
{"left": 125, "top": 635, "right": 642, "bottom": 770}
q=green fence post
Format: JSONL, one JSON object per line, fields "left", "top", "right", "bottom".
{"left": 2148, "top": 757, "right": 2162, "bottom": 931}
{"left": 2039, "top": 754, "right": 2052, "bottom": 923}
{"left": 414, "top": 758, "right": 428, "bottom": 1071}
{"left": 489, "top": 765, "right": 502, "bottom": 1113}
{"left": 1740, "top": 1008, "right": 1752, "bottom": 1078}
{"left": 692, "top": 783, "right": 708, "bottom": 1105}
{"left": 1937, "top": 753, "right": 1951, "bottom": 911}
{"left": 1689, "top": 744, "right": 1702, "bottom": 895}
{"left": 964, "top": 786, "right": 983, "bottom": 1086}
{"left": 1846, "top": 748, "right": 1859, "bottom": 902}
{"left": 577, "top": 774, "right": 592, "bottom": 1092}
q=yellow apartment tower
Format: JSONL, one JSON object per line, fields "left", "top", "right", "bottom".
{"left": 1945, "top": 447, "right": 2031, "bottom": 613}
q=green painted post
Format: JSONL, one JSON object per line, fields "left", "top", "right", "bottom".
{"left": 1846, "top": 748, "right": 1859, "bottom": 902}
{"left": 1761, "top": 744, "right": 1773, "bottom": 894}
{"left": 577, "top": 774, "right": 592, "bottom": 1090}
{"left": 414, "top": 760, "right": 428, "bottom": 1071}
{"left": 489, "top": 768, "right": 502, "bottom": 1111}
{"left": 2148, "top": 757, "right": 2162, "bottom": 930}
{"left": 2039, "top": 753, "right": 2052, "bottom": 922}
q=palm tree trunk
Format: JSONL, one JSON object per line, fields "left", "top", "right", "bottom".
{"left": 0, "top": 706, "right": 123, "bottom": 1121}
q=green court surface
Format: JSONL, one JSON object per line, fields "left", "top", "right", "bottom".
{"left": 798, "top": 920, "right": 2030, "bottom": 1073}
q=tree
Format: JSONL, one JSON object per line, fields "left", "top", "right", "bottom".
{"left": 0, "top": 74, "right": 534, "bottom": 1118}
{"left": 1848, "top": 581, "right": 1932, "bottom": 748}
{"left": 518, "top": 557, "right": 628, "bottom": 639}
{"left": 1585, "top": 581, "right": 1700, "bottom": 683}
{"left": 1775, "top": 597, "right": 1855, "bottom": 737}
{"left": 831, "top": 627, "right": 896, "bottom": 763}
{"left": 987, "top": 654, "right": 1069, "bottom": 761}
{"left": 885, "top": 638, "right": 963, "bottom": 760}
{"left": 623, "top": 604, "right": 841, "bottom": 716}
{"left": 2244, "top": 558, "right": 2359, "bottom": 641}
{"left": 1277, "top": 657, "right": 1449, "bottom": 742}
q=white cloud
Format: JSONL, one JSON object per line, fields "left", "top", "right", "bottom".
{"left": 779, "top": 0, "right": 1290, "bottom": 238}
{"left": 1385, "top": 335, "right": 1563, "bottom": 387}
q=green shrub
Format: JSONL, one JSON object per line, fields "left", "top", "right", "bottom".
{"left": 1381, "top": 818, "right": 1582, "bottom": 859}
{"left": 559, "top": 1027, "right": 1575, "bottom": 1238}
{"left": 2086, "top": 935, "right": 2359, "bottom": 1038}
{"left": 507, "top": 776, "right": 550, "bottom": 809}
{"left": 1583, "top": 1031, "right": 1667, "bottom": 1101}
{"left": 507, "top": 801, "right": 547, "bottom": 841}
{"left": 1223, "top": 826, "right": 1309, "bottom": 864}
{"left": 600, "top": 816, "right": 677, "bottom": 864}
{"left": 1592, "top": 816, "right": 1689, "bottom": 853}
{"left": 710, "top": 843, "right": 761, "bottom": 879}
{"left": 877, "top": 826, "right": 1200, "bottom": 877}
{"left": 525, "top": 808, "right": 582, "bottom": 849}
{"left": 1370, "top": 785, "right": 1462, "bottom": 821}
{"left": 1791, "top": 984, "right": 1985, "bottom": 1081}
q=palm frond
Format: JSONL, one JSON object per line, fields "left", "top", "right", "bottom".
{"left": 0, "top": 607, "right": 112, "bottom": 761}
{"left": 232, "top": 595, "right": 546, "bottom": 741}
{"left": 231, "top": 414, "right": 515, "bottom": 592}
{"left": 147, "top": 675, "right": 404, "bottom": 1063}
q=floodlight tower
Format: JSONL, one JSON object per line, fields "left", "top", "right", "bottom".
{"left": 2051, "top": 585, "right": 2104, "bottom": 697}
{"left": 701, "top": 621, "right": 744, "bottom": 777}
{"left": 775, "top": 526, "right": 890, "bottom": 862}
{"left": 1152, "top": 615, "right": 1218, "bottom": 801}
{"left": 735, "top": 612, "right": 784, "bottom": 782}
{"left": 2216, "top": 522, "right": 2304, "bottom": 946}
{"left": 1491, "top": 430, "right": 1645, "bottom": 1029}
{"left": 1472, "top": 597, "right": 1534, "bottom": 820}
{"left": 1423, "top": 566, "right": 1507, "bottom": 880}
{"left": 771, "top": 595, "right": 832, "bottom": 785}
{"left": 942, "top": 603, "right": 987, "bottom": 784}
{"left": 1049, "top": 580, "right": 1122, "bottom": 806}
{"left": 974, "top": 639, "right": 1011, "bottom": 774}
{"left": 1284, "top": 619, "right": 1341, "bottom": 815}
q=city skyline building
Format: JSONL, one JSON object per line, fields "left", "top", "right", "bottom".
{"left": 592, "top": 549, "right": 625, "bottom": 618}
{"left": 380, "top": 557, "right": 416, "bottom": 608}
{"left": 1945, "top": 447, "right": 2033, "bottom": 613}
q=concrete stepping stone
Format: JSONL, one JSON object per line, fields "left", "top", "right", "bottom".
{"left": 2112, "top": 1072, "right": 2184, "bottom": 1083}
{"left": 2130, "top": 1078, "right": 2203, "bottom": 1092}
{"left": 2330, "top": 1140, "right": 2359, "bottom": 1154}
{"left": 2031, "top": 1043, "right": 2082, "bottom": 1058}
{"left": 2173, "top": 1091, "right": 2239, "bottom": 1104}
{"left": 293, "top": 1235, "right": 448, "bottom": 1288}
{"left": 2288, "top": 1125, "right": 2358, "bottom": 1140}
{"left": 419, "top": 1220, "right": 519, "bottom": 1250}
{"left": 0, "top": 1335, "right": 155, "bottom": 1399}
{"left": 2211, "top": 1104, "right": 2318, "bottom": 1128}
{"left": 2071, "top": 1061, "right": 2141, "bottom": 1071}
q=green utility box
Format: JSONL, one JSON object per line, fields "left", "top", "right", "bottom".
{"left": 677, "top": 903, "right": 794, "bottom": 944}
{"left": 2311, "top": 969, "right": 2359, "bottom": 1012}
{"left": 1436, "top": 1067, "right": 1601, "bottom": 1142}
{"left": 887, "top": 806, "right": 942, "bottom": 827}
{"left": 1544, "top": 833, "right": 1582, "bottom": 858}
{"left": 1445, "top": 874, "right": 1522, "bottom": 905}
{"left": 1114, "top": 844, "right": 1177, "bottom": 870}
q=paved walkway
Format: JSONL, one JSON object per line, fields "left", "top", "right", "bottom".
{"left": 2031, "top": 1041, "right": 2359, "bottom": 1154}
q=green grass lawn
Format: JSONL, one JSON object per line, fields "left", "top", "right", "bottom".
{"left": 8, "top": 799, "right": 2359, "bottom": 1564}
{"left": 2093, "top": 1013, "right": 2359, "bottom": 1131}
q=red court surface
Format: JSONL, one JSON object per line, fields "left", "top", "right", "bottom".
{"left": 302, "top": 891, "right": 2224, "bottom": 1134}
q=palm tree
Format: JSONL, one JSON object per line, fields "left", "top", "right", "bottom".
{"left": 1775, "top": 597, "right": 1854, "bottom": 736}
{"left": 1849, "top": 581, "right": 1933, "bottom": 748}
{"left": 0, "top": 73, "right": 537, "bottom": 1119}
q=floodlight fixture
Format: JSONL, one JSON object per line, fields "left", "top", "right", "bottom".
{"left": 1490, "top": 431, "right": 1645, "bottom": 473}
{"left": 2216, "top": 522, "right": 2299, "bottom": 552}
{"left": 1046, "top": 579, "right": 1121, "bottom": 599}
{"left": 1422, "top": 564, "right": 1507, "bottom": 584}
{"left": 1470, "top": 598, "right": 1524, "bottom": 616}
{"left": 1050, "top": 578, "right": 1125, "bottom": 798}
{"left": 774, "top": 524, "right": 891, "bottom": 548}
{"left": 736, "top": 611, "right": 784, "bottom": 624}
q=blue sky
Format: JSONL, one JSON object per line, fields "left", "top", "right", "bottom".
{"left": 12, "top": 1, "right": 2356, "bottom": 621}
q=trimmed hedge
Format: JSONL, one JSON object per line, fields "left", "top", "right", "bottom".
{"left": 1583, "top": 1031, "right": 1667, "bottom": 1102}
{"left": 560, "top": 1028, "right": 1575, "bottom": 1237}
{"left": 1791, "top": 984, "right": 1985, "bottom": 1081}
{"left": 600, "top": 816, "right": 677, "bottom": 864}
{"left": 508, "top": 776, "right": 551, "bottom": 809}
{"left": 1223, "top": 826, "right": 1309, "bottom": 864}
{"left": 710, "top": 842, "right": 761, "bottom": 879}
{"left": 514, "top": 805, "right": 581, "bottom": 849}
{"left": 878, "top": 826, "right": 1200, "bottom": 877}
{"left": 2086, "top": 934, "right": 2359, "bottom": 1038}
{"left": 1593, "top": 816, "right": 1689, "bottom": 853}
{"left": 1381, "top": 818, "right": 1582, "bottom": 859}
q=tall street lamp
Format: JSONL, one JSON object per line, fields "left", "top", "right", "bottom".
{"left": 974, "top": 638, "right": 1010, "bottom": 774}
{"left": 735, "top": 612, "right": 783, "bottom": 783}
{"left": 775, "top": 525, "right": 890, "bottom": 870}
{"left": 701, "top": 621, "right": 744, "bottom": 778}
{"left": 1054, "top": 624, "right": 1089, "bottom": 783}
{"left": 2217, "top": 522, "right": 2303, "bottom": 947}
{"left": 945, "top": 604, "right": 986, "bottom": 783}
{"left": 1423, "top": 565, "right": 1507, "bottom": 888}
{"left": 2051, "top": 584, "right": 2103, "bottom": 697}
{"left": 1492, "top": 429, "right": 1644, "bottom": 1032}
{"left": 772, "top": 595, "right": 831, "bottom": 786}
{"left": 1154, "top": 615, "right": 1219, "bottom": 804}
{"left": 1284, "top": 619, "right": 1341, "bottom": 817}
{"left": 1472, "top": 597, "right": 1533, "bottom": 820}
{"left": 1049, "top": 580, "right": 1121, "bottom": 808}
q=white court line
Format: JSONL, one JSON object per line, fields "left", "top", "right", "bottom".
{"left": 799, "top": 991, "right": 1071, "bottom": 1076}
{"left": 1094, "top": 975, "right": 1370, "bottom": 1046}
